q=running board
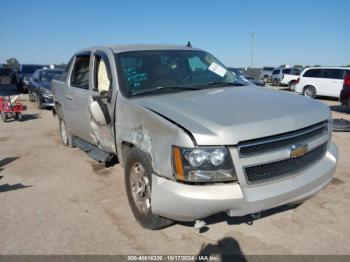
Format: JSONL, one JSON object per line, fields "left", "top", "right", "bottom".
{"left": 73, "top": 137, "right": 116, "bottom": 166}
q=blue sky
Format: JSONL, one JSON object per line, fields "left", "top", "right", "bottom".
{"left": 1, "top": 0, "right": 349, "bottom": 67}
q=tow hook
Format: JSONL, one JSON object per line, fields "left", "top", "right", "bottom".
{"left": 251, "top": 212, "right": 261, "bottom": 219}
{"left": 194, "top": 219, "right": 207, "bottom": 229}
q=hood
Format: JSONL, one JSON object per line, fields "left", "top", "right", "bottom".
{"left": 135, "top": 86, "right": 330, "bottom": 145}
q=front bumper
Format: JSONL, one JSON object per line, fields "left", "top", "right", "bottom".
{"left": 39, "top": 93, "right": 54, "bottom": 107}
{"left": 151, "top": 142, "right": 338, "bottom": 222}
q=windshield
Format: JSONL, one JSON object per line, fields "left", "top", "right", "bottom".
{"left": 22, "top": 65, "right": 43, "bottom": 74}
{"left": 116, "top": 50, "right": 244, "bottom": 97}
{"left": 40, "top": 70, "right": 63, "bottom": 82}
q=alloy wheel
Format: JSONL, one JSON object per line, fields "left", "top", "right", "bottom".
{"left": 129, "top": 162, "right": 151, "bottom": 214}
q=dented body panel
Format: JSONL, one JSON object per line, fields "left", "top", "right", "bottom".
{"left": 115, "top": 94, "right": 194, "bottom": 177}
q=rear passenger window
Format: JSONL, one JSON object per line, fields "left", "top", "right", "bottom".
{"left": 303, "top": 69, "right": 321, "bottom": 78}
{"left": 282, "top": 69, "right": 291, "bottom": 74}
{"left": 70, "top": 55, "right": 90, "bottom": 89}
{"left": 272, "top": 70, "right": 280, "bottom": 74}
{"left": 322, "top": 69, "right": 344, "bottom": 80}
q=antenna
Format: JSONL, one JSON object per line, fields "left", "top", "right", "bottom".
{"left": 186, "top": 41, "right": 192, "bottom": 47}
{"left": 250, "top": 31, "right": 255, "bottom": 68}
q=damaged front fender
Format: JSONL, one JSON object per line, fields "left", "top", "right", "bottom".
{"left": 115, "top": 95, "right": 195, "bottom": 179}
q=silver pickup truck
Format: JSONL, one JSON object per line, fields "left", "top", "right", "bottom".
{"left": 52, "top": 45, "right": 338, "bottom": 229}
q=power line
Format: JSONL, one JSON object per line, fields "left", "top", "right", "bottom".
{"left": 250, "top": 31, "right": 255, "bottom": 68}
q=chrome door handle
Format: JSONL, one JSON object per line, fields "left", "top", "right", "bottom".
{"left": 65, "top": 95, "right": 73, "bottom": 100}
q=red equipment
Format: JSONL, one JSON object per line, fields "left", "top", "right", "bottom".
{"left": 0, "top": 95, "right": 27, "bottom": 122}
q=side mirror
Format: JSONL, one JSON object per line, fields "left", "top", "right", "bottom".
{"left": 88, "top": 98, "right": 111, "bottom": 126}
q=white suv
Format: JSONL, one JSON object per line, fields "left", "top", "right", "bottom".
{"left": 271, "top": 68, "right": 302, "bottom": 88}
{"left": 295, "top": 67, "right": 350, "bottom": 98}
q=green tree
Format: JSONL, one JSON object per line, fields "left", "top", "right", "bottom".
{"left": 6, "top": 58, "right": 20, "bottom": 72}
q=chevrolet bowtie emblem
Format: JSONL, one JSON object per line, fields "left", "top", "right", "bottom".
{"left": 290, "top": 144, "right": 308, "bottom": 158}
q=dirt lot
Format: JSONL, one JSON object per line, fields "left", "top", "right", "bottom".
{"left": 1, "top": 84, "right": 350, "bottom": 256}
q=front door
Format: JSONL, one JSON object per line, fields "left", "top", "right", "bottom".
{"left": 88, "top": 50, "right": 116, "bottom": 152}
{"left": 65, "top": 53, "right": 95, "bottom": 144}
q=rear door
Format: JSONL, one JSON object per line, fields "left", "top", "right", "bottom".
{"left": 64, "top": 52, "right": 95, "bottom": 143}
{"left": 321, "top": 68, "right": 345, "bottom": 97}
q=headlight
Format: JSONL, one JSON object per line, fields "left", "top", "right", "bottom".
{"left": 172, "top": 146, "right": 237, "bottom": 183}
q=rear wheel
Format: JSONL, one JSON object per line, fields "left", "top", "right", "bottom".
{"left": 59, "top": 118, "right": 74, "bottom": 147}
{"left": 288, "top": 81, "right": 296, "bottom": 90}
{"left": 303, "top": 86, "right": 317, "bottom": 98}
{"left": 125, "top": 147, "right": 172, "bottom": 230}
{"left": 272, "top": 78, "right": 280, "bottom": 86}
{"left": 263, "top": 76, "right": 269, "bottom": 83}
{"left": 14, "top": 113, "right": 22, "bottom": 121}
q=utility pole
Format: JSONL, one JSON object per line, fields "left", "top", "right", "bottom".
{"left": 250, "top": 31, "right": 255, "bottom": 68}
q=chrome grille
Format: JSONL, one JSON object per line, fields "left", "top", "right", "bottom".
{"left": 244, "top": 143, "right": 327, "bottom": 184}
{"left": 238, "top": 121, "right": 328, "bottom": 157}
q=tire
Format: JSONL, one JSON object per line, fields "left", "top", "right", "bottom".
{"left": 288, "top": 81, "right": 296, "bottom": 90}
{"left": 37, "top": 95, "right": 44, "bottom": 109}
{"left": 303, "top": 86, "right": 317, "bottom": 98}
{"left": 263, "top": 76, "right": 269, "bottom": 83}
{"left": 15, "top": 113, "right": 22, "bottom": 122}
{"left": 28, "top": 90, "right": 35, "bottom": 102}
{"left": 17, "top": 84, "right": 23, "bottom": 93}
{"left": 59, "top": 118, "right": 74, "bottom": 147}
{"left": 1, "top": 112, "right": 7, "bottom": 122}
{"left": 272, "top": 79, "right": 279, "bottom": 86}
{"left": 124, "top": 147, "right": 172, "bottom": 230}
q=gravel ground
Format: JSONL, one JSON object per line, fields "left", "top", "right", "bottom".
{"left": 0, "top": 84, "right": 350, "bottom": 256}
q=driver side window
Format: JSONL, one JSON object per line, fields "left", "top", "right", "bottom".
{"left": 94, "top": 54, "right": 111, "bottom": 94}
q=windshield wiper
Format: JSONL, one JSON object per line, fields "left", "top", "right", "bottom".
{"left": 208, "top": 81, "right": 245, "bottom": 87}
{"left": 131, "top": 86, "right": 201, "bottom": 96}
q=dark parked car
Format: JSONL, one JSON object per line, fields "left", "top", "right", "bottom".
{"left": 228, "top": 68, "right": 265, "bottom": 86}
{"left": 28, "top": 69, "right": 64, "bottom": 109}
{"left": 17, "top": 64, "right": 44, "bottom": 92}
{"left": 340, "top": 71, "right": 350, "bottom": 106}
{"left": 0, "top": 68, "right": 18, "bottom": 85}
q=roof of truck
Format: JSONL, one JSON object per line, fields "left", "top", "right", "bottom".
{"left": 77, "top": 44, "right": 203, "bottom": 54}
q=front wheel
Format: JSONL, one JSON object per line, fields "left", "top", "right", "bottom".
{"left": 37, "top": 95, "right": 44, "bottom": 109}
{"left": 28, "top": 90, "right": 35, "bottom": 102}
{"left": 303, "top": 86, "right": 317, "bottom": 98}
{"left": 125, "top": 147, "right": 172, "bottom": 230}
